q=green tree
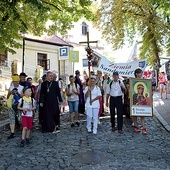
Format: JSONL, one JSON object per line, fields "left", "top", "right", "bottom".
{"left": 0, "top": 0, "right": 94, "bottom": 53}
{"left": 95, "top": 0, "right": 170, "bottom": 67}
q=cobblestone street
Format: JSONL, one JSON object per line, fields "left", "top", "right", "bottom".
{"left": 0, "top": 112, "right": 170, "bottom": 170}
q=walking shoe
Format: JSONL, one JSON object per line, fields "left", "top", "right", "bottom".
{"left": 55, "top": 126, "right": 60, "bottom": 133}
{"left": 71, "top": 123, "right": 75, "bottom": 127}
{"left": 75, "top": 122, "right": 80, "bottom": 127}
{"left": 26, "top": 138, "right": 30, "bottom": 145}
{"left": 93, "top": 131, "right": 97, "bottom": 134}
{"left": 111, "top": 127, "right": 117, "bottom": 132}
{"left": 87, "top": 129, "right": 92, "bottom": 133}
{"left": 52, "top": 126, "right": 60, "bottom": 133}
{"left": 7, "top": 133, "right": 15, "bottom": 139}
{"left": 142, "top": 128, "right": 147, "bottom": 135}
{"left": 20, "top": 140, "right": 25, "bottom": 147}
{"left": 118, "top": 130, "right": 123, "bottom": 134}
{"left": 134, "top": 126, "right": 140, "bottom": 132}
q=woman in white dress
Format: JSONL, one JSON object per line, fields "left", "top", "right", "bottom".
{"left": 84, "top": 77, "right": 102, "bottom": 134}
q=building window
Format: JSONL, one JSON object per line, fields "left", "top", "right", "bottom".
{"left": 0, "top": 51, "right": 8, "bottom": 67}
{"left": 82, "top": 22, "right": 88, "bottom": 35}
{"left": 37, "top": 53, "right": 50, "bottom": 70}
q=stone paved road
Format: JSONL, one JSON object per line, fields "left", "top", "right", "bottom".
{"left": 0, "top": 113, "right": 170, "bottom": 170}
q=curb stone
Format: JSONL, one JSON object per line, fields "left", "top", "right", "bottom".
{"left": 153, "top": 108, "right": 170, "bottom": 132}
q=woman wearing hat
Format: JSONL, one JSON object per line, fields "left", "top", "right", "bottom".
{"left": 7, "top": 75, "right": 24, "bottom": 139}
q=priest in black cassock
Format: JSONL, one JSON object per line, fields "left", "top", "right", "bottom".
{"left": 39, "top": 71, "right": 62, "bottom": 133}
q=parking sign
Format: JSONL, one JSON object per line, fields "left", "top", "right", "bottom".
{"left": 59, "top": 47, "right": 69, "bottom": 60}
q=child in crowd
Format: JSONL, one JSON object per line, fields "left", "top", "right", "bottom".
{"left": 11, "top": 88, "right": 20, "bottom": 112}
{"left": 17, "top": 87, "right": 36, "bottom": 147}
{"left": 59, "top": 78, "right": 67, "bottom": 113}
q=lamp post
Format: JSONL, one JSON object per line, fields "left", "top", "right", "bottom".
{"left": 22, "top": 36, "right": 25, "bottom": 72}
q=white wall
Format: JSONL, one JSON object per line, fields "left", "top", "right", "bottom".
{"left": 62, "top": 19, "right": 105, "bottom": 77}
{"left": 8, "top": 40, "right": 60, "bottom": 78}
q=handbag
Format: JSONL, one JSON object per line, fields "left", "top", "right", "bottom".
{"left": 7, "top": 94, "right": 13, "bottom": 108}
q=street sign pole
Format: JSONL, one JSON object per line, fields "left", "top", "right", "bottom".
{"left": 58, "top": 47, "right": 69, "bottom": 79}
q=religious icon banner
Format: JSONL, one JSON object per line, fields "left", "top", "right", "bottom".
{"left": 129, "top": 78, "right": 153, "bottom": 117}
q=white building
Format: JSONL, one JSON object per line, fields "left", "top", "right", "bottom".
{"left": 61, "top": 19, "right": 106, "bottom": 77}
{"left": 0, "top": 35, "right": 73, "bottom": 89}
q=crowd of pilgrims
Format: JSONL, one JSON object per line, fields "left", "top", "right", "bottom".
{"left": 7, "top": 68, "right": 151, "bottom": 147}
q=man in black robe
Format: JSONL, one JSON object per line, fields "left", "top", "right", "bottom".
{"left": 39, "top": 71, "right": 62, "bottom": 133}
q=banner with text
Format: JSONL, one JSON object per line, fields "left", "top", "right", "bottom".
{"left": 92, "top": 51, "right": 147, "bottom": 78}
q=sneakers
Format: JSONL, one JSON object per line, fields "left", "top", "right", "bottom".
{"left": 71, "top": 123, "right": 75, "bottom": 127}
{"left": 87, "top": 129, "right": 92, "bottom": 133}
{"left": 134, "top": 126, "right": 141, "bottom": 132}
{"left": 56, "top": 127, "right": 60, "bottom": 133}
{"left": 71, "top": 122, "right": 80, "bottom": 127}
{"left": 20, "top": 140, "right": 25, "bottom": 147}
{"left": 93, "top": 131, "right": 97, "bottom": 134}
{"left": 75, "top": 122, "right": 80, "bottom": 127}
{"left": 26, "top": 138, "right": 30, "bottom": 145}
{"left": 52, "top": 126, "right": 60, "bottom": 133}
{"left": 142, "top": 128, "right": 147, "bottom": 134}
{"left": 7, "top": 133, "right": 15, "bottom": 139}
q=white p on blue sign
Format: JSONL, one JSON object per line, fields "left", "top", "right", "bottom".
{"left": 59, "top": 47, "right": 69, "bottom": 60}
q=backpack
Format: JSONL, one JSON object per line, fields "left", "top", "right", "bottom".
{"left": 67, "top": 83, "right": 78, "bottom": 90}
{"left": 12, "top": 94, "right": 21, "bottom": 112}
{"left": 6, "top": 93, "right": 21, "bottom": 112}
{"left": 7, "top": 94, "right": 13, "bottom": 109}
{"left": 20, "top": 98, "right": 34, "bottom": 108}
{"left": 109, "top": 80, "right": 125, "bottom": 93}
{"left": 20, "top": 98, "right": 35, "bottom": 116}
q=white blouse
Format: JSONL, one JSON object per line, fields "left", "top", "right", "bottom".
{"left": 84, "top": 86, "right": 102, "bottom": 108}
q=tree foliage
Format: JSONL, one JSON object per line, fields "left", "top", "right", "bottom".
{"left": 95, "top": 0, "right": 170, "bottom": 66}
{"left": 0, "top": 0, "right": 94, "bottom": 53}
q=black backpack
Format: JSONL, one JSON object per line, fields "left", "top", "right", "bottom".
{"left": 20, "top": 98, "right": 34, "bottom": 108}
{"left": 67, "top": 83, "right": 78, "bottom": 90}
{"left": 20, "top": 98, "right": 35, "bottom": 116}
{"left": 109, "top": 80, "right": 125, "bottom": 93}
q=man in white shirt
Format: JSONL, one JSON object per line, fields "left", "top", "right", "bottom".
{"left": 106, "top": 71, "right": 126, "bottom": 134}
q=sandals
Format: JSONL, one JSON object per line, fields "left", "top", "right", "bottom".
{"left": 142, "top": 128, "right": 147, "bottom": 134}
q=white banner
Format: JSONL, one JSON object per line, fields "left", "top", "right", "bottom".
{"left": 92, "top": 51, "right": 147, "bottom": 78}
{"left": 131, "top": 106, "right": 152, "bottom": 117}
